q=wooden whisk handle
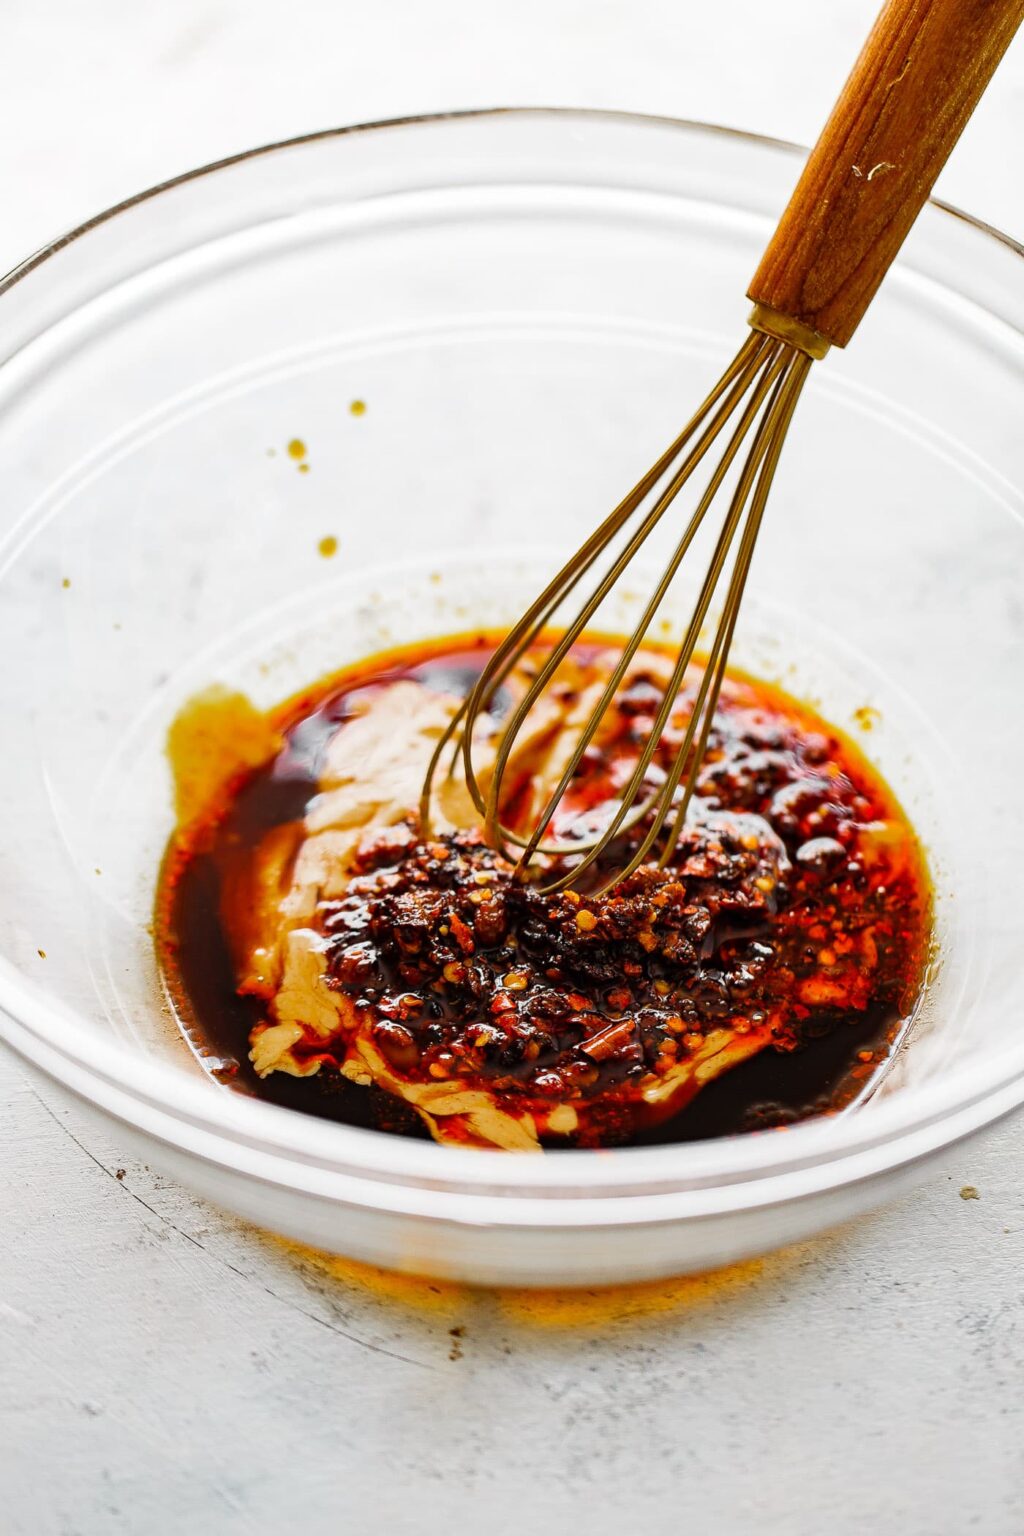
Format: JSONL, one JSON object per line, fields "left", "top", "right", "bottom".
{"left": 748, "top": 0, "right": 1024, "bottom": 349}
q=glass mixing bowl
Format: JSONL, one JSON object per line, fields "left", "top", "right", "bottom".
{"left": 1, "top": 110, "right": 1022, "bottom": 1286}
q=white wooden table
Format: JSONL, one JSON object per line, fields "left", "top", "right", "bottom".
{"left": 2, "top": 3, "right": 1023, "bottom": 1530}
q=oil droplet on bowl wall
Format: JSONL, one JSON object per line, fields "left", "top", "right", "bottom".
{"left": 287, "top": 438, "right": 309, "bottom": 473}
{"left": 318, "top": 536, "right": 338, "bottom": 559}
{"left": 852, "top": 705, "right": 881, "bottom": 731}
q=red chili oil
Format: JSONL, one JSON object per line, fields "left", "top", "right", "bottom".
{"left": 156, "top": 633, "right": 932, "bottom": 1148}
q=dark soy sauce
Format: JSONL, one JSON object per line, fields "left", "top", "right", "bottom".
{"left": 158, "top": 637, "right": 925, "bottom": 1147}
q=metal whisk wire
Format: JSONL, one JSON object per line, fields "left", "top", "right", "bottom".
{"left": 420, "top": 324, "right": 813, "bottom": 893}
{"left": 420, "top": 0, "right": 1023, "bottom": 891}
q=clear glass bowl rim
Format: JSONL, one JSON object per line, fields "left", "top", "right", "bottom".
{"left": 1, "top": 106, "right": 1022, "bottom": 1219}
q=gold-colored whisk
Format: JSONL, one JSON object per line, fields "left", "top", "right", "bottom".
{"left": 424, "top": 0, "right": 1024, "bottom": 892}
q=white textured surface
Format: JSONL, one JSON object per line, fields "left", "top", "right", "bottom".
{"left": 3, "top": 1070, "right": 1023, "bottom": 1533}
{"left": 1, "top": 2, "right": 1023, "bottom": 1531}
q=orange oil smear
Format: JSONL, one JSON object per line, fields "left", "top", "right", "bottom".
{"left": 273, "top": 1234, "right": 799, "bottom": 1331}
{"left": 276, "top": 1238, "right": 469, "bottom": 1318}
{"left": 493, "top": 1255, "right": 773, "bottom": 1329}
{"left": 166, "top": 685, "right": 284, "bottom": 829}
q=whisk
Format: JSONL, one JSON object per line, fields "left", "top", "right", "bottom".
{"left": 423, "top": 0, "right": 1024, "bottom": 892}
